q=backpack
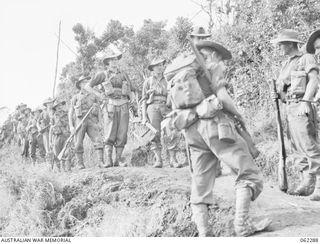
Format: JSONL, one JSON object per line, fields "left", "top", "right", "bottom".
{"left": 164, "top": 55, "right": 205, "bottom": 109}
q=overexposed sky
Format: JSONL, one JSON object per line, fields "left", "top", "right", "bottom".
{"left": 0, "top": 0, "right": 207, "bottom": 113}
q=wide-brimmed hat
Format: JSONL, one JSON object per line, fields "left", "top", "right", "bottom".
{"left": 23, "top": 107, "right": 32, "bottom": 113}
{"left": 33, "top": 106, "right": 43, "bottom": 113}
{"left": 75, "top": 75, "right": 91, "bottom": 89}
{"left": 270, "top": 29, "right": 303, "bottom": 44}
{"left": 306, "top": 29, "right": 320, "bottom": 54}
{"left": 103, "top": 53, "right": 122, "bottom": 65}
{"left": 190, "top": 26, "right": 211, "bottom": 38}
{"left": 43, "top": 97, "right": 56, "bottom": 106}
{"left": 148, "top": 58, "right": 166, "bottom": 71}
{"left": 52, "top": 100, "right": 66, "bottom": 110}
{"left": 196, "top": 40, "right": 232, "bottom": 60}
{"left": 17, "top": 103, "right": 27, "bottom": 110}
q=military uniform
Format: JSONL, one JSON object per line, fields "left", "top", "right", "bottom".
{"left": 165, "top": 41, "right": 268, "bottom": 236}
{"left": 70, "top": 88, "right": 104, "bottom": 169}
{"left": 27, "top": 110, "right": 46, "bottom": 165}
{"left": 50, "top": 101, "right": 72, "bottom": 172}
{"left": 39, "top": 98, "right": 55, "bottom": 164}
{"left": 17, "top": 114, "right": 29, "bottom": 160}
{"left": 89, "top": 61, "right": 132, "bottom": 167}
{"left": 142, "top": 58, "right": 182, "bottom": 168}
{"left": 272, "top": 29, "right": 320, "bottom": 201}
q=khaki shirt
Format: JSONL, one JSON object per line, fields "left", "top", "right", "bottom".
{"left": 277, "top": 52, "right": 319, "bottom": 94}
{"left": 71, "top": 90, "right": 100, "bottom": 118}
{"left": 142, "top": 75, "right": 168, "bottom": 104}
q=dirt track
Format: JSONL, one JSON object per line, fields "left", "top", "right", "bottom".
{"left": 0, "top": 145, "right": 320, "bottom": 237}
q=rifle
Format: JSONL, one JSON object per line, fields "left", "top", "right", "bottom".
{"left": 39, "top": 124, "right": 50, "bottom": 134}
{"left": 57, "top": 106, "right": 94, "bottom": 161}
{"left": 188, "top": 37, "right": 260, "bottom": 159}
{"left": 271, "top": 79, "right": 288, "bottom": 192}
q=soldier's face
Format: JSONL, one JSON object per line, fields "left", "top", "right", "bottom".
{"left": 313, "top": 38, "right": 320, "bottom": 63}
{"left": 152, "top": 63, "right": 165, "bottom": 74}
{"left": 109, "top": 59, "right": 119, "bottom": 70}
{"left": 278, "top": 42, "right": 293, "bottom": 55}
{"left": 200, "top": 48, "right": 214, "bottom": 63}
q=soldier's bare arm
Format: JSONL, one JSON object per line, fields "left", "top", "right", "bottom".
{"left": 85, "top": 72, "right": 107, "bottom": 100}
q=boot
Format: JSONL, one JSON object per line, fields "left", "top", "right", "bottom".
{"left": 96, "top": 149, "right": 107, "bottom": 168}
{"left": 115, "top": 147, "right": 127, "bottom": 167}
{"left": 75, "top": 153, "right": 85, "bottom": 170}
{"left": 31, "top": 158, "right": 36, "bottom": 166}
{"left": 234, "top": 187, "right": 271, "bottom": 236}
{"left": 169, "top": 150, "right": 182, "bottom": 168}
{"left": 289, "top": 171, "right": 316, "bottom": 196}
{"left": 310, "top": 175, "right": 320, "bottom": 201}
{"left": 153, "top": 149, "right": 163, "bottom": 168}
{"left": 105, "top": 145, "right": 113, "bottom": 168}
{"left": 191, "top": 204, "right": 212, "bottom": 237}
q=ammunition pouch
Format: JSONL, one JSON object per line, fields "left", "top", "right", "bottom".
{"left": 74, "top": 103, "right": 82, "bottom": 118}
{"left": 167, "top": 109, "right": 198, "bottom": 131}
{"left": 291, "top": 70, "right": 307, "bottom": 96}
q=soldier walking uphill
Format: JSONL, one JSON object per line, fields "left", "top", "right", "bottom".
{"left": 27, "top": 107, "right": 46, "bottom": 165}
{"left": 50, "top": 100, "right": 72, "bottom": 172}
{"left": 86, "top": 51, "right": 134, "bottom": 167}
{"left": 271, "top": 29, "right": 320, "bottom": 201}
{"left": 164, "top": 41, "right": 270, "bottom": 236}
{"left": 142, "top": 58, "right": 182, "bottom": 168}
{"left": 69, "top": 76, "right": 106, "bottom": 170}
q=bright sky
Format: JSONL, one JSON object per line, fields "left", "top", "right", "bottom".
{"left": 0, "top": 0, "right": 207, "bottom": 114}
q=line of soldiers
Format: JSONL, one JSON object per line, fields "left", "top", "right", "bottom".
{"left": 2, "top": 26, "right": 320, "bottom": 237}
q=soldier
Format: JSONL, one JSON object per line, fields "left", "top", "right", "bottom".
{"left": 27, "top": 107, "right": 46, "bottom": 165}
{"left": 142, "top": 58, "right": 182, "bottom": 168}
{"left": 271, "top": 29, "right": 320, "bottom": 201}
{"left": 86, "top": 50, "right": 134, "bottom": 167}
{"left": 164, "top": 40, "right": 270, "bottom": 236}
{"left": 17, "top": 113, "right": 29, "bottom": 161}
{"left": 306, "top": 30, "right": 320, "bottom": 103}
{"left": 189, "top": 27, "right": 223, "bottom": 176}
{"left": 69, "top": 75, "right": 106, "bottom": 169}
{"left": 38, "top": 98, "right": 55, "bottom": 164}
{"left": 50, "top": 100, "right": 72, "bottom": 172}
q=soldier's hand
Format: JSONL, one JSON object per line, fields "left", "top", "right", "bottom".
{"left": 142, "top": 117, "right": 147, "bottom": 125}
{"left": 70, "top": 126, "right": 75, "bottom": 134}
{"left": 297, "top": 102, "right": 310, "bottom": 116}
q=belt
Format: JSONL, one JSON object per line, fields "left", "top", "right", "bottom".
{"left": 286, "top": 93, "right": 303, "bottom": 104}
{"left": 150, "top": 100, "right": 166, "bottom": 105}
{"left": 108, "top": 98, "right": 129, "bottom": 106}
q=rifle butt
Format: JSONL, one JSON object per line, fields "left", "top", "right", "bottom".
{"left": 278, "top": 158, "right": 288, "bottom": 192}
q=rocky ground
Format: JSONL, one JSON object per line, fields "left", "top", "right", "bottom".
{"left": 0, "top": 140, "right": 319, "bottom": 237}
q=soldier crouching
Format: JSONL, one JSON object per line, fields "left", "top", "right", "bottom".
{"left": 164, "top": 41, "right": 270, "bottom": 236}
